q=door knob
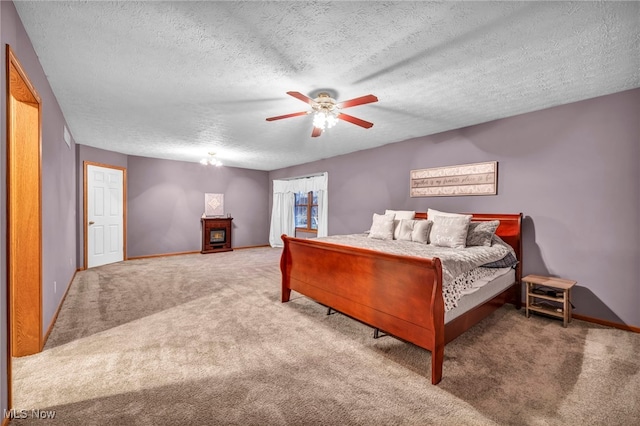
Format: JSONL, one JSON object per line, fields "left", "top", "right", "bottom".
{"left": 89, "top": 221, "right": 95, "bottom": 225}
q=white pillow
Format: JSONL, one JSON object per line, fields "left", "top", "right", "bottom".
{"left": 429, "top": 215, "right": 471, "bottom": 248}
{"left": 368, "top": 213, "right": 395, "bottom": 240}
{"left": 395, "top": 219, "right": 433, "bottom": 244}
{"left": 385, "top": 209, "right": 416, "bottom": 220}
{"left": 386, "top": 210, "right": 416, "bottom": 239}
{"left": 427, "top": 208, "right": 471, "bottom": 221}
{"left": 411, "top": 220, "right": 433, "bottom": 244}
{"left": 396, "top": 219, "right": 416, "bottom": 241}
{"left": 365, "top": 212, "right": 394, "bottom": 234}
{"left": 426, "top": 209, "right": 472, "bottom": 243}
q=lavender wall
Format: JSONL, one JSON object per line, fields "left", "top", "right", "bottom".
{"left": 127, "top": 156, "right": 270, "bottom": 258}
{"left": 269, "top": 89, "right": 640, "bottom": 328}
{"left": 1, "top": 0, "right": 78, "bottom": 413}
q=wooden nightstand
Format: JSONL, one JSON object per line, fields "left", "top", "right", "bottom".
{"left": 524, "top": 274, "right": 576, "bottom": 327}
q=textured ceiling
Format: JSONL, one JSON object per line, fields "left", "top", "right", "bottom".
{"left": 14, "top": 1, "right": 640, "bottom": 171}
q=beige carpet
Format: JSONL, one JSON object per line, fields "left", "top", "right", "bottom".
{"left": 11, "top": 247, "right": 640, "bottom": 425}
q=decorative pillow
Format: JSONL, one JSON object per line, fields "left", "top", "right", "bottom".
{"left": 385, "top": 210, "right": 416, "bottom": 220}
{"left": 483, "top": 252, "right": 518, "bottom": 268}
{"left": 411, "top": 220, "right": 433, "bottom": 244}
{"left": 368, "top": 213, "right": 395, "bottom": 240}
{"left": 393, "top": 221, "right": 402, "bottom": 239}
{"left": 426, "top": 209, "right": 472, "bottom": 244}
{"left": 365, "top": 212, "right": 394, "bottom": 234}
{"left": 396, "top": 219, "right": 416, "bottom": 241}
{"left": 427, "top": 208, "right": 471, "bottom": 221}
{"left": 387, "top": 210, "right": 416, "bottom": 239}
{"left": 429, "top": 215, "right": 471, "bottom": 248}
{"left": 466, "top": 220, "right": 500, "bottom": 247}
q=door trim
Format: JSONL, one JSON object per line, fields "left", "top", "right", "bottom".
{"left": 83, "top": 161, "right": 127, "bottom": 269}
{"left": 6, "top": 44, "right": 43, "bottom": 406}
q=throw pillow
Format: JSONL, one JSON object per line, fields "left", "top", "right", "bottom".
{"left": 466, "top": 220, "right": 500, "bottom": 247}
{"left": 411, "top": 220, "right": 433, "bottom": 244}
{"left": 368, "top": 213, "right": 395, "bottom": 240}
{"left": 385, "top": 210, "right": 416, "bottom": 220}
{"left": 387, "top": 210, "right": 416, "bottom": 239}
{"left": 427, "top": 208, "right": 471, "bottom": 221}
{"left": 396, "top": 219, "right": 416, "bottom": 241}
{"left": 429, "top": 215, "right": 471, "bottom": 248}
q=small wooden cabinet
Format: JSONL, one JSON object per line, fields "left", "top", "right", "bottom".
{"left": 201, "top": 217, "right": 233, "bottom": 254}
{"left": 524, "top": 274, "right": 576, "bottom": 327}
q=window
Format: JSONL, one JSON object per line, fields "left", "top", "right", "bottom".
{"left": 269, "top": 173, "right": 327, "bottom": 247}
{"left": 295, "top": 191, "right": 318, "bottom": 232}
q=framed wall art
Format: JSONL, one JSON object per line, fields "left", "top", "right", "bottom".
{"left": 204, "top": 193, "right": 224, "bottom": 216}
{"left": 410, "top": 161, "right": 497, "bottom": 197}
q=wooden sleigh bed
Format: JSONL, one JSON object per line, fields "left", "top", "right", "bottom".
{"left": 280, "top": 212, "right": 522, "bottom": 384}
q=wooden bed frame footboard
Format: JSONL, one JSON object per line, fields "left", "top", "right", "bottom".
{"left": 280, "top": 237, "right": 446, "bottom": 382}
{"left": 280, "top": 212, "right": 522, "bottom": 385}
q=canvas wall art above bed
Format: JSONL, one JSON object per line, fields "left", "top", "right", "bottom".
{"left": 410, "top": 161, "right": 498, "bottom": 197}
{"left": 280, "top": 209, "right": 522, "bottom": 384}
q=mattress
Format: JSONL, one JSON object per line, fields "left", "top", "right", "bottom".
{"left": 445, "top": 267, "right": 516, "bottom": 324}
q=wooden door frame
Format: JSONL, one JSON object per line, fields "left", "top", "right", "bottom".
{"left": 83, "top": 161, "right": 127, "bottom": 269}
{"left": 6, "top": 44, "right": 43, "bottom": 407}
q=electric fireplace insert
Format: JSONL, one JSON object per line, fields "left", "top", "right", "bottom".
{"left": 201, "top": 217, "right": 233, "bottom": 253}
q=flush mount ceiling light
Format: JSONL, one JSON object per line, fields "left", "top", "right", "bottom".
{"left": 266, "top": 90, "right": 378, "bottom": 137}
{"left": 200, "top": 152, "right": 223, "bottom": 167}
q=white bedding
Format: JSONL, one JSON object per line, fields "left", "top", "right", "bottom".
{"left": 314, "top": 233, "right": 517, "bottom": 312}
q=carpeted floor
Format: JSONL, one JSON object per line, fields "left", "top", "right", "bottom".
{"left": 11, "top": 247, "right": 640, "bottom": 425}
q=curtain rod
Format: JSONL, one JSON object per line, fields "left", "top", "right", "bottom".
{"left": 277, "top": 172, "right": 326, "bottom": 181}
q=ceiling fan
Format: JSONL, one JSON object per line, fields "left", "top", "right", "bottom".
{"left": 266, "top": 91, "right": 378, "bottom": 137}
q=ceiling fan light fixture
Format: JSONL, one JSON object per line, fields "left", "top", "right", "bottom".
{"left": 313, "top": 110, "right": 338, "bottom": 131}
{"left": 266, "top": 90, "right": 377, "bottom": 137}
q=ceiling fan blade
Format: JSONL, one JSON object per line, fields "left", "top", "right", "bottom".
{"left": 337, "top": 113, "right": 374, "bottom": 129}
{"left": 311, "top": 127, "right": 322, "bottom": 137}
{"left": 337, "top": 94, "right": 378, "bottom": 109}
{"left": 265, "top": 111, "right": 310, "bottom": 121}
{"left": 287, "top": 91, "right": 317, "bottom": 106}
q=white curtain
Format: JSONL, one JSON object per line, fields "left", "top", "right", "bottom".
{"left": 269, "top": 173, "right": 328, "bottom": 247}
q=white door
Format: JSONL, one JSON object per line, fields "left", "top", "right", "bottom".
{"left": 87, "top": 164, "right": 124, "bottom": 268}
